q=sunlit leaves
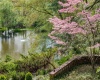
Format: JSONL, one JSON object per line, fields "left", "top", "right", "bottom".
{"left": 0, "top": 0, "right": 17, "bottom": 28}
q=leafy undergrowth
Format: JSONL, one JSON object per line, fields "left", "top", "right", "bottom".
{"left": 0, "top": 48, "right": 57, "bottom": 80}
{"left": 31, "top": 65, "right": 100, "bottom": 80}
{"left": 54, "top": 65, "right": 100, "bottom": 80}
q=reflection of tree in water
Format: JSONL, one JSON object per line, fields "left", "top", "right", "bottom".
{"left": 23, "top": 30, "right": 27, "bottom": 39}
{"left": 0, "top": 30, "right": 38, "bottom": 59}
{"left": 1, "top": 30, "right": 15, "bottom": 39}
{"left": 1, "top": 39, "right": 10, "bottom": 57}
{"left": 20, "top": 30, "right": 27, "bottom": 39}
{"left": 0, "top": 30, "right": 30, "bottom": 59}
{"left": 1, "top": 37, "right": 15, "bottom": 58}
{"left": 22, "top": 30, "right": 30, "bottom": 55}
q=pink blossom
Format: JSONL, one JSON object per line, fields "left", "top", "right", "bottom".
{"left": 78, "top": 10, "right": 91, "bottom": 17}
{"left": 59, "top": 7, "right": 78, "bottom": 13}
{"left": 49, "top": 16, "right": 86, "bottom": 34}
{"left": 78, "top": 10, "right": 100, "bottom": 22}
{"left": 88, "top": 14, "right": 100, "bottom": 22}
{"left": 58, "top": 0, "right": 82, "bottom": 13}
{"left": 55, "top": 40, "right": 66, "bottom": 45}
{"left": 90, "top": 43, "right": 100, "bottom": 49}
{"left": 58, "top": 1, "right": 70, "bottom": 7}
{"left": 58, "top": 0, "right": 82, "bottom": 7}
{"left": 48, "top": 34, "right": 58, "bottom": 40}
{"left": 96, "top": 8, "right": 100, "bottom": 13}
{"left": 67, "top": 0, "right": 82, "bottom": 5}
{"left": 48, "top": 0, "right": 99, "bottom": 46}
{"left": 48, "top": 33, "right": 66, "bottom": 45}
{"left": 49, "top": 16, "right": 66, "bottom": 26}
{"left": 50, "top": 31, "right": 56, "bottom": 35}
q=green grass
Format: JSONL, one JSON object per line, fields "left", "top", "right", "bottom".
{"left": 30, "top": 65, "right": 100, "bottom": 80}
{"left": 0, "top": 27, "right": 7, "bottom": 31}
{"left": 55, "top": 53, "right": 73, "bottom": 65}
{"left": 0, "top": 27, "right": 33, "bottom": 32}
{"left": 54, "top": 65, "right": 99, "bottom": 80}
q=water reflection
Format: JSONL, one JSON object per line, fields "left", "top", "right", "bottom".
{"left": 0, "top": 30, "right": 33, "bottom": 59}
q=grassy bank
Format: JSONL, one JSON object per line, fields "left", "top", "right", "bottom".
{"left": 54, "top": 65, "right": 99, "bottom": 80}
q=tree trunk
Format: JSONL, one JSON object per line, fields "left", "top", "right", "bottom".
{"left": 91, "top": 56, "right": 96, "bottom": 73}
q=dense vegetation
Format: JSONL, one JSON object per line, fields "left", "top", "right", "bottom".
{"left": 0, "top": 0, "right": 100, "bottom": 80}
{"left": 0, "top": 0, "right": 62, "bottom": 32}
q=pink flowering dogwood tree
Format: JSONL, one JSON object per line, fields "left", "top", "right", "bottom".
{"left": 48, "top": 0, "right": 100, "bottom": 71}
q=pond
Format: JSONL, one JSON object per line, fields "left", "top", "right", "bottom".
{"left": 0, "top": 30, "right": 54, "bottom": 60}
{"left": 0, "top": 30, "right": 35, "bottom": 59}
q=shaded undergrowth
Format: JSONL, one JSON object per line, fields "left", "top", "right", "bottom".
{"left": 54, "top": 65, "right": 100, "bottom": 80}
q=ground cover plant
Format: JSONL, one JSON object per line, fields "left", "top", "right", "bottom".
{"left": 0, "top": 48, "right": 56, "bottom": 80}
{"left": 54, "top": 65, "right": 100, "bottom": 80}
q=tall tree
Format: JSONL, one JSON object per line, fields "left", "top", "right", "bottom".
{"left": 0, "top": 0, "right": 16, "bottom": 29}
{"left": 49, "top": 0, "right": 100, "bottom": 71}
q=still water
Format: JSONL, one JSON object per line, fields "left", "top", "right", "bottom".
{"left": 0, "top": 30, "right": 34, "bottom": 59}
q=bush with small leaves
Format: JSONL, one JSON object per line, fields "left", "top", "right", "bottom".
{"left": 3, "top": 62, "right": 17, "bottom": 72}
{"left": 96, "top": 67, "right": 100, "bottom": 79}
{"left": 0, "top": 75, "right": 7, "bottom": 80}
{"left": 5, "top": 55, "right": 12, "bottom": 62}
{"left": 25, "top": 72, "right": 33, "bottom": 80}
{"left": 11, "top": 71, "right": 25, "bottom": 80}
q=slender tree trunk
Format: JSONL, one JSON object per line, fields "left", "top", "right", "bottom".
{"left": 47, "top": 60, "right": 56, "bottom": 69}
{"left": 91, "top": 56, "right": 96, "bottom": 73}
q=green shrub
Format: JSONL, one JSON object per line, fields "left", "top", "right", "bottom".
{"left": 96, "top": 67, "right": 100, "bottom": 79}
{"left": 0, "top": 75, "right": 7, "bottom": 80}
{"left": 34, "top": 75, "right": 49, "bottom": 80}
{"left": 15, "top": 49, "right": 55, "bottom": 73}
{"left": 11, "top": 72, "right": 18, "bottom": 80}
{"left": 37, "top": 69, "right": 45, "bottom": 75}
{"left": 25, "top": 72, "right": 33, "bottom": 80}
{"left": 56, "top": 53, "right": 73, "bottom": 65}
{"left": 3, "top": 62, "right": 17, "bottom": 72}
{"left": 0, "top": 62, "right": 5, "bottom": 72}
{"left": 0, "top": 62, "right": 17, "bottom": 73}
{"left": 11, "top": 71, "right": 25, "bottom": 80}
{"left": 5, "top": 55, "right": 12, "bottom": 62}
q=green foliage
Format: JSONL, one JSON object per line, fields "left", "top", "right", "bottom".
{"left": 35, "top": 25, "right": 52, "bottom": 33}
{"left": 0, "top": 75, "right": 7, "bottom": 80}
{"left": 0, "top": 0, "right": 52, "bottom": 29}
{"left": 0, "top": 0, "right": 62, "bottom": 33}
{"left": 14, "top": 48, "right": 56, "bottom": 73}
{"left": 34, "top": 75, "right": 49, "bottom": 80}
{"left": 96, "top": 67, "right": 100, "bottom": 73}
{"left": 0, "top": 48, "right": 56, "bottom": 79}
{"left": 0, "top": 0, "right": 17, "bottom": 28}
{"left": 3, "top": 62, "right": 17, "bottom": 72}
{"left": 96, "top": 67, "right": 100, "bottom": 79}
{"left": 4, "top": 55, "right": 12, "bottom": 62}
{"left": 54, "top": 65, "right": 99, "bottom": 80}
{"left": 56, "top": 53, "right": 73, "bottom": 65}
{"left": 25, "top": 72, "right": 33, "bottom": 80}
{"left": 37, "top": 69, "right": 46, "bottom": 75}
{"left": 0, "top": 62, "right": 17, "bottom": 73}
{"left": 0, "top": 0, "right": 99, "bottom": 80}
{"left": 11, "top": 71, "right": 25, "bottom": 80}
